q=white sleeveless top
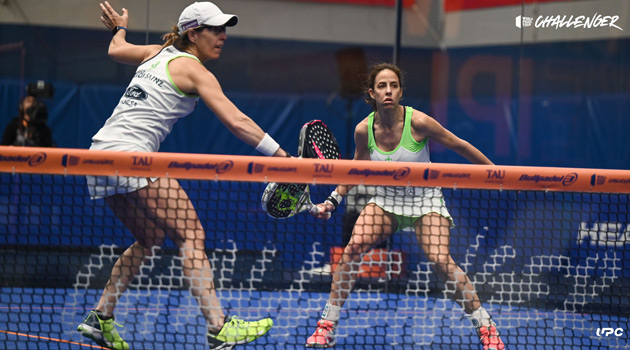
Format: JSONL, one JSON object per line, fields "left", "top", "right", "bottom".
{"left": 91, "top": 45, "right": 200, "bottom": 152}
{"left": 366, "top": 107, "right": 452, "bottom": 226}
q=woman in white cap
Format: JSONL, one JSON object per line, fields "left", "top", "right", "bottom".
{"left": 77, "top": 2, "right": 284, "bottom": 349}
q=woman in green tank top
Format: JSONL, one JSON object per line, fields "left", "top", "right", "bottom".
{"left": 306, "top": 63, "right": 505, "bottom": 350}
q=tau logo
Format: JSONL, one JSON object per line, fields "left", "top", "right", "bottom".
{"left": 314, "top": 164, "right": 333, "bottom": 173}
{"left": 124, "top": 85, "right": 148, "bottom": 100}
{"left": 486, "top": 169, "right": 505, "bottom": 179}
{"left": 132, "top": 156, "right": 153, "bottom": 167}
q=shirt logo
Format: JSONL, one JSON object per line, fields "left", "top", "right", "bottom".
{"left": 124, "top": 85, "right": 148, "bottom": 101}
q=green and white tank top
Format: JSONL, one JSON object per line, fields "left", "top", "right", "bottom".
{"left": 92, "top": 45, "right": 200, "bottom": 152}
{"left": 368, "top": 106, "right": 431, "bottom": 198}
{"left": 368, "top": 106, "right": 429, "bottom": 163}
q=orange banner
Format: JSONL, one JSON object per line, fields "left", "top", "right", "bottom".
{"left": 0, "top": 146, "right": 629, "bottom": 193}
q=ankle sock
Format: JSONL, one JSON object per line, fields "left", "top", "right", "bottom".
{"left": 321, "top": 301, "right": 340, "bottom": 323}
{"left": 93, "top": 310, "right": 113, "bottom": 321}
{"left": 470, "top": 307, "right": 492, "bottom": 328}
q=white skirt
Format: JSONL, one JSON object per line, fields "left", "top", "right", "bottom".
{"left": 86, "top": 141, "right": 157, "bottom": 200}
{"left": 367, "top": 186, "right": 454, "bottom": 230}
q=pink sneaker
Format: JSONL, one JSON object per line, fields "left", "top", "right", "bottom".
{"left": 305, "top": 319, "right": 336, "bottom": 348}
{"left": 477, "top": 324, "right": 505, "bottom": 350}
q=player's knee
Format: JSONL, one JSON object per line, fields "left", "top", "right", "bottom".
{"left": 136, "top": 238, "right": 165, "bottom": 250}
{"left": 427, "top": 252, "right": 453, "bottom": 268}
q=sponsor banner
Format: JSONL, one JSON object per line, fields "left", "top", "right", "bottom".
{"left": 1, "top": 146, "right": 630, "bottom": 193}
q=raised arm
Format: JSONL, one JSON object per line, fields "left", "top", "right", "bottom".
{"left": 99, "top": 1, "right": 161, "bottom": 65}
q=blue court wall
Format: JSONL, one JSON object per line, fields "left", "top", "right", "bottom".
{"left": 1, "top": 24, "right": 630, "bottom": 168}
{"left": 1, "top": 78, "right": 629, "bottom": 169}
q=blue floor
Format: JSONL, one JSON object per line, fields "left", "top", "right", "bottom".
{"left": 1, "top": 287, "right": 628, "bottom": 349}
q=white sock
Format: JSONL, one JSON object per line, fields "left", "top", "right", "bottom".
{"left": 321, "top": 301, "right": 341, "bottom": 323}
{"left": 470, "top": 307, "right": 492, "bottom": 328}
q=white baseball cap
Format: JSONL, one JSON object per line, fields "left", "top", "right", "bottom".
{"left": 177, "top": 2, "right": 238, "bottom": 34}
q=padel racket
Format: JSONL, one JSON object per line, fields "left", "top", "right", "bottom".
{"left": 261, "top": 182, "right": 320, "bottom": 218}
{"left": 297, "top": 120, "right": 341, "bottom": 159}
{"left": 262, "top": 120, "right": 340, "bottom": 219}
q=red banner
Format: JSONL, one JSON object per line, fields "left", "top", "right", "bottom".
{"left": 285, "top": 0, "right": 414, "bottom": 8}
{"left": 445, "top": 0, "right": 573, "bottom": 12}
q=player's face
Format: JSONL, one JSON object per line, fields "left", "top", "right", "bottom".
{"left": 193, "top": 25, "right": 227, "bottom": 61}
{"left": 369, "top": 69, "right": 402, "bottom": 109}
{"left": 22, "top": 96, "right": 36, "bottom": 111}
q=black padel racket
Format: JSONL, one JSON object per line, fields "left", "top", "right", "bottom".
{"left": 262, "top": 120, "right": 340, "bottom": 219}
{"left": 297, "top": 120, "right": 341, "bottom": 160}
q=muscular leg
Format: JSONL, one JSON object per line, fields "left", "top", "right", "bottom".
{"left": 329, "top": 204, "right": 396, "bottom": 307}
{"left": 415, "top": 213, "right": 481, "bottom": 313}
{"left": 95, "top": 178, "right": 224, "bottom": 330}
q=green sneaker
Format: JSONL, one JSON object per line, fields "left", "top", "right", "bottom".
{"left": 77, "top": 311, "right": 129, "bottom": 350}
{"left": 207, "top": 315, "right": 273, "bottom": 349}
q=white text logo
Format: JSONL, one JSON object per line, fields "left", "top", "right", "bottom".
{"left": 596, "top": 328, "right": 624, "bottom": 337}
{"left": 515, "top": 13, "right": 623, "bottom": 31}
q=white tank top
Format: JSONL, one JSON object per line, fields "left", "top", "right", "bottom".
{"left": 91, "top": 46, "right": 201, "bottom": 152}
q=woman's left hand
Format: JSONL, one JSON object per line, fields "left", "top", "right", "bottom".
{"left": 99, "top": 1, "right": 128, "bottom": 32}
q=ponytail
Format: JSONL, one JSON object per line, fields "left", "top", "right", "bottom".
{"left": 161, "top": 25, "right": 193, "bottom": 50}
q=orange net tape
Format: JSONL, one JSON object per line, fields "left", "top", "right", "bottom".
{"left": 1, "top": 146, "right": 629, "bottom": 193}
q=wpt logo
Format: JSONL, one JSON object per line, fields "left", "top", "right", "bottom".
{"left": 515, "top": 15, "right": 533, "bottom": 28}
{"left": 596, "top": 327, "right": 624, "bottom": 337}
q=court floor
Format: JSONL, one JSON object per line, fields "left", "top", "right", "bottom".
{"left": 2, "top": 287, "right": 628, "bottom": 349}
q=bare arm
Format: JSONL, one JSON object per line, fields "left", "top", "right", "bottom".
{"left": 99, "top": 1, "right": 161, "bottom": 65}
{"left": 169, "top": 57, "right": 288, "bottom": 156}
{"left": 412, "top": 110, "right": 494, "bottom": 165}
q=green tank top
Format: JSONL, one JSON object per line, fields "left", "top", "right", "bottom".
{"left": 367, "top": 106, "right": 430, "bottom": 163}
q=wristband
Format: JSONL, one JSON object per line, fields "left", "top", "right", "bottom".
{"left": 325, "top": 191, "right": 343, "bottom": 211}
{"left": 255, "top": 133, "right": 280, "bottom": 156}
{"left": 112, "top": 26, "right": 127, "bottom": 35}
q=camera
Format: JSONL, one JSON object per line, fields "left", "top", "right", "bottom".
{"left": 26, "top": 80, "right": 54, "bottom": 99}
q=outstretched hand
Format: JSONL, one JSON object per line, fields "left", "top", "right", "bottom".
{"left": 99, "top": 1, "right": 128, "bottom": 32}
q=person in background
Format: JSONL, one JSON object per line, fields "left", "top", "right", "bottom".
{"left": 1, "top": 94, "right": 54, "bottom": 147}
{"left": 306, "top": 63, "right": 505, "bottom": 350}
{"left": 77, "top": 2, "right": 289, "bottom": 349}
